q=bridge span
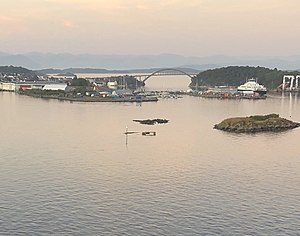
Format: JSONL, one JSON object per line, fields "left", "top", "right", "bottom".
{"left": 133, "top": 68, "right": 198, "bottom": 83}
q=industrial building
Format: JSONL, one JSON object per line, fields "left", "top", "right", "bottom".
{"left": 0, "top": 81, "right": 68, "bottom": 92}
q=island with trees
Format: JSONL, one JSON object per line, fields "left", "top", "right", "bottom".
{"left": 190, "top": 66, "right": 300, "bottom": 90}
{"left": 214, "top": 114, "right": 300, "bottom": 133}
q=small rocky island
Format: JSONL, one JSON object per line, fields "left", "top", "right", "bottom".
{"left": 133, "top": 118, "right": 169, "bottom": 125}
{"left": 214, "top": 114, "right": 300, "bottom": 133}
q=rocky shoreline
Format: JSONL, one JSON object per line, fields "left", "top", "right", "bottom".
{"left": 214, "top": 114, "right": 300, "bottom": 133}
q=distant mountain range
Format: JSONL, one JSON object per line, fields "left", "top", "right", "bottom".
{"left": 35, "top": 67, "right": 200, "bottom": 75}
{"left": 0, "top": 65, "right": 199, "bottom": 78}
{"left": 1, "top": 52, "right": 300, "bottom": 71}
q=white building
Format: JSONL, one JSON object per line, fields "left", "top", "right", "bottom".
{"left": 0, "top": 82, "right": 16, "bottom": 91}
{"left": 42, "top": 84, "right": 68, "bottom": 91}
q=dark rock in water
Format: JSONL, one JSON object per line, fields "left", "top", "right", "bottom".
{"left": 133, "top": 118, "right": 169, "bottom": 125}
{"left": 214, "top": 114, "right": 300, "bottom": 133}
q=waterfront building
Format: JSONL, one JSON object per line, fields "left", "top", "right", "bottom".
{"left": 0, "top": 81, "right": 68, "bottom": 92}
{"left": 0, "top": 82, "right": 16, "bottom": 91}
{"left": 42, "top": 84, "right": 68, "bottom": 91}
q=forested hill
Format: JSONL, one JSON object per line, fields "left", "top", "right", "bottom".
{"left": 0, "top": 66, "right": 38, "bottom": 80}
{"left": 0, "top": 65, "right": 33, "bottom": 74}
{"left": 191, "top": 66, "right": 299, "bottom": 89}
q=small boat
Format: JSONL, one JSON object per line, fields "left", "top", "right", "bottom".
{"left": 142, "top": 131, "right": 156, "bottom": 136}
{"left": 237, "top": 78, "right": 267, "bottom": 95}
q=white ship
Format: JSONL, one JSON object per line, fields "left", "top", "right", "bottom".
{"left": 107, "top": 81, "right": 118, "bottom": 90}
{"left": 237, "top": 78, "right": 267, "bottom": 95}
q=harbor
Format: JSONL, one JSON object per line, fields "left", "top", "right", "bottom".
{"left": 2, "top": 69, "right": 300, "bottom": 236}
{"left": 2, "top": 0, "right": 300, "bottom": 235}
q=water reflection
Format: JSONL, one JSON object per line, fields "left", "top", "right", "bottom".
{"left": 280, "top": 92, "right": 299, "bottom": 118}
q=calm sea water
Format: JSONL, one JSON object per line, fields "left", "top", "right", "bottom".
{"left": 1, "top": 77, "right": 300, "bottom": 235}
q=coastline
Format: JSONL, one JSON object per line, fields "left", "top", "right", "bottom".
{"left": 18, "top": 93, "right": 158, "bottom": 102}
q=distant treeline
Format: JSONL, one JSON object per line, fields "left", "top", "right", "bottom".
{"left": 191, "top": 66, "right": 300, "bottom": 89}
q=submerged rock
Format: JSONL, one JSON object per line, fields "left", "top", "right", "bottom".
{"left": 214, "top": 114, "right": 300, "bottom": 133}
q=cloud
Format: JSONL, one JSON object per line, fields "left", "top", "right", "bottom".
{"left": 63, "top": 20, "right": 74, "bottom": 28}
{"left": 0, "top": 15, "right": 19, "bottom": 25}
{"left": 0, "top": 15, "right": 25, "bottom": 31}
{"left": 2, "top": 0, "right": 300, "bottom": 55}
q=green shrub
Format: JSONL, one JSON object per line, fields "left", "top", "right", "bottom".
{"left": 249, "top": 114, "right": 279, "bottom": 121}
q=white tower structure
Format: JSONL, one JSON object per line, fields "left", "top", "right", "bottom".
{"left": 282, "top": 75, "right": 293, "bottom": 90}
{"left": 296, "top": 75, "right": 300, "bottom": 90}
{"left": 282, "top": 75, "right": 300, "bottom": 91}
{"left": 290, "top": 76, "right": 295, "bottom": 90}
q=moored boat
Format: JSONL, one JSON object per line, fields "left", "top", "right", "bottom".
{"left": 237, "top": 78, "right": 267, "bottom": 95}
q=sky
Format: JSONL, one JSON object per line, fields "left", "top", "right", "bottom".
{"left": 1, "top": 0, "right": 300, "bottom": 56}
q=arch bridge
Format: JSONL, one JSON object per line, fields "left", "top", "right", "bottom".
{"left": 134, "top": 68, "right": 198, "bottom": 83}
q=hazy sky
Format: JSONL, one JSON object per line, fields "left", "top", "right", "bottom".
{"left": 1, "top": 0, "right": 300, "bottom": 56}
